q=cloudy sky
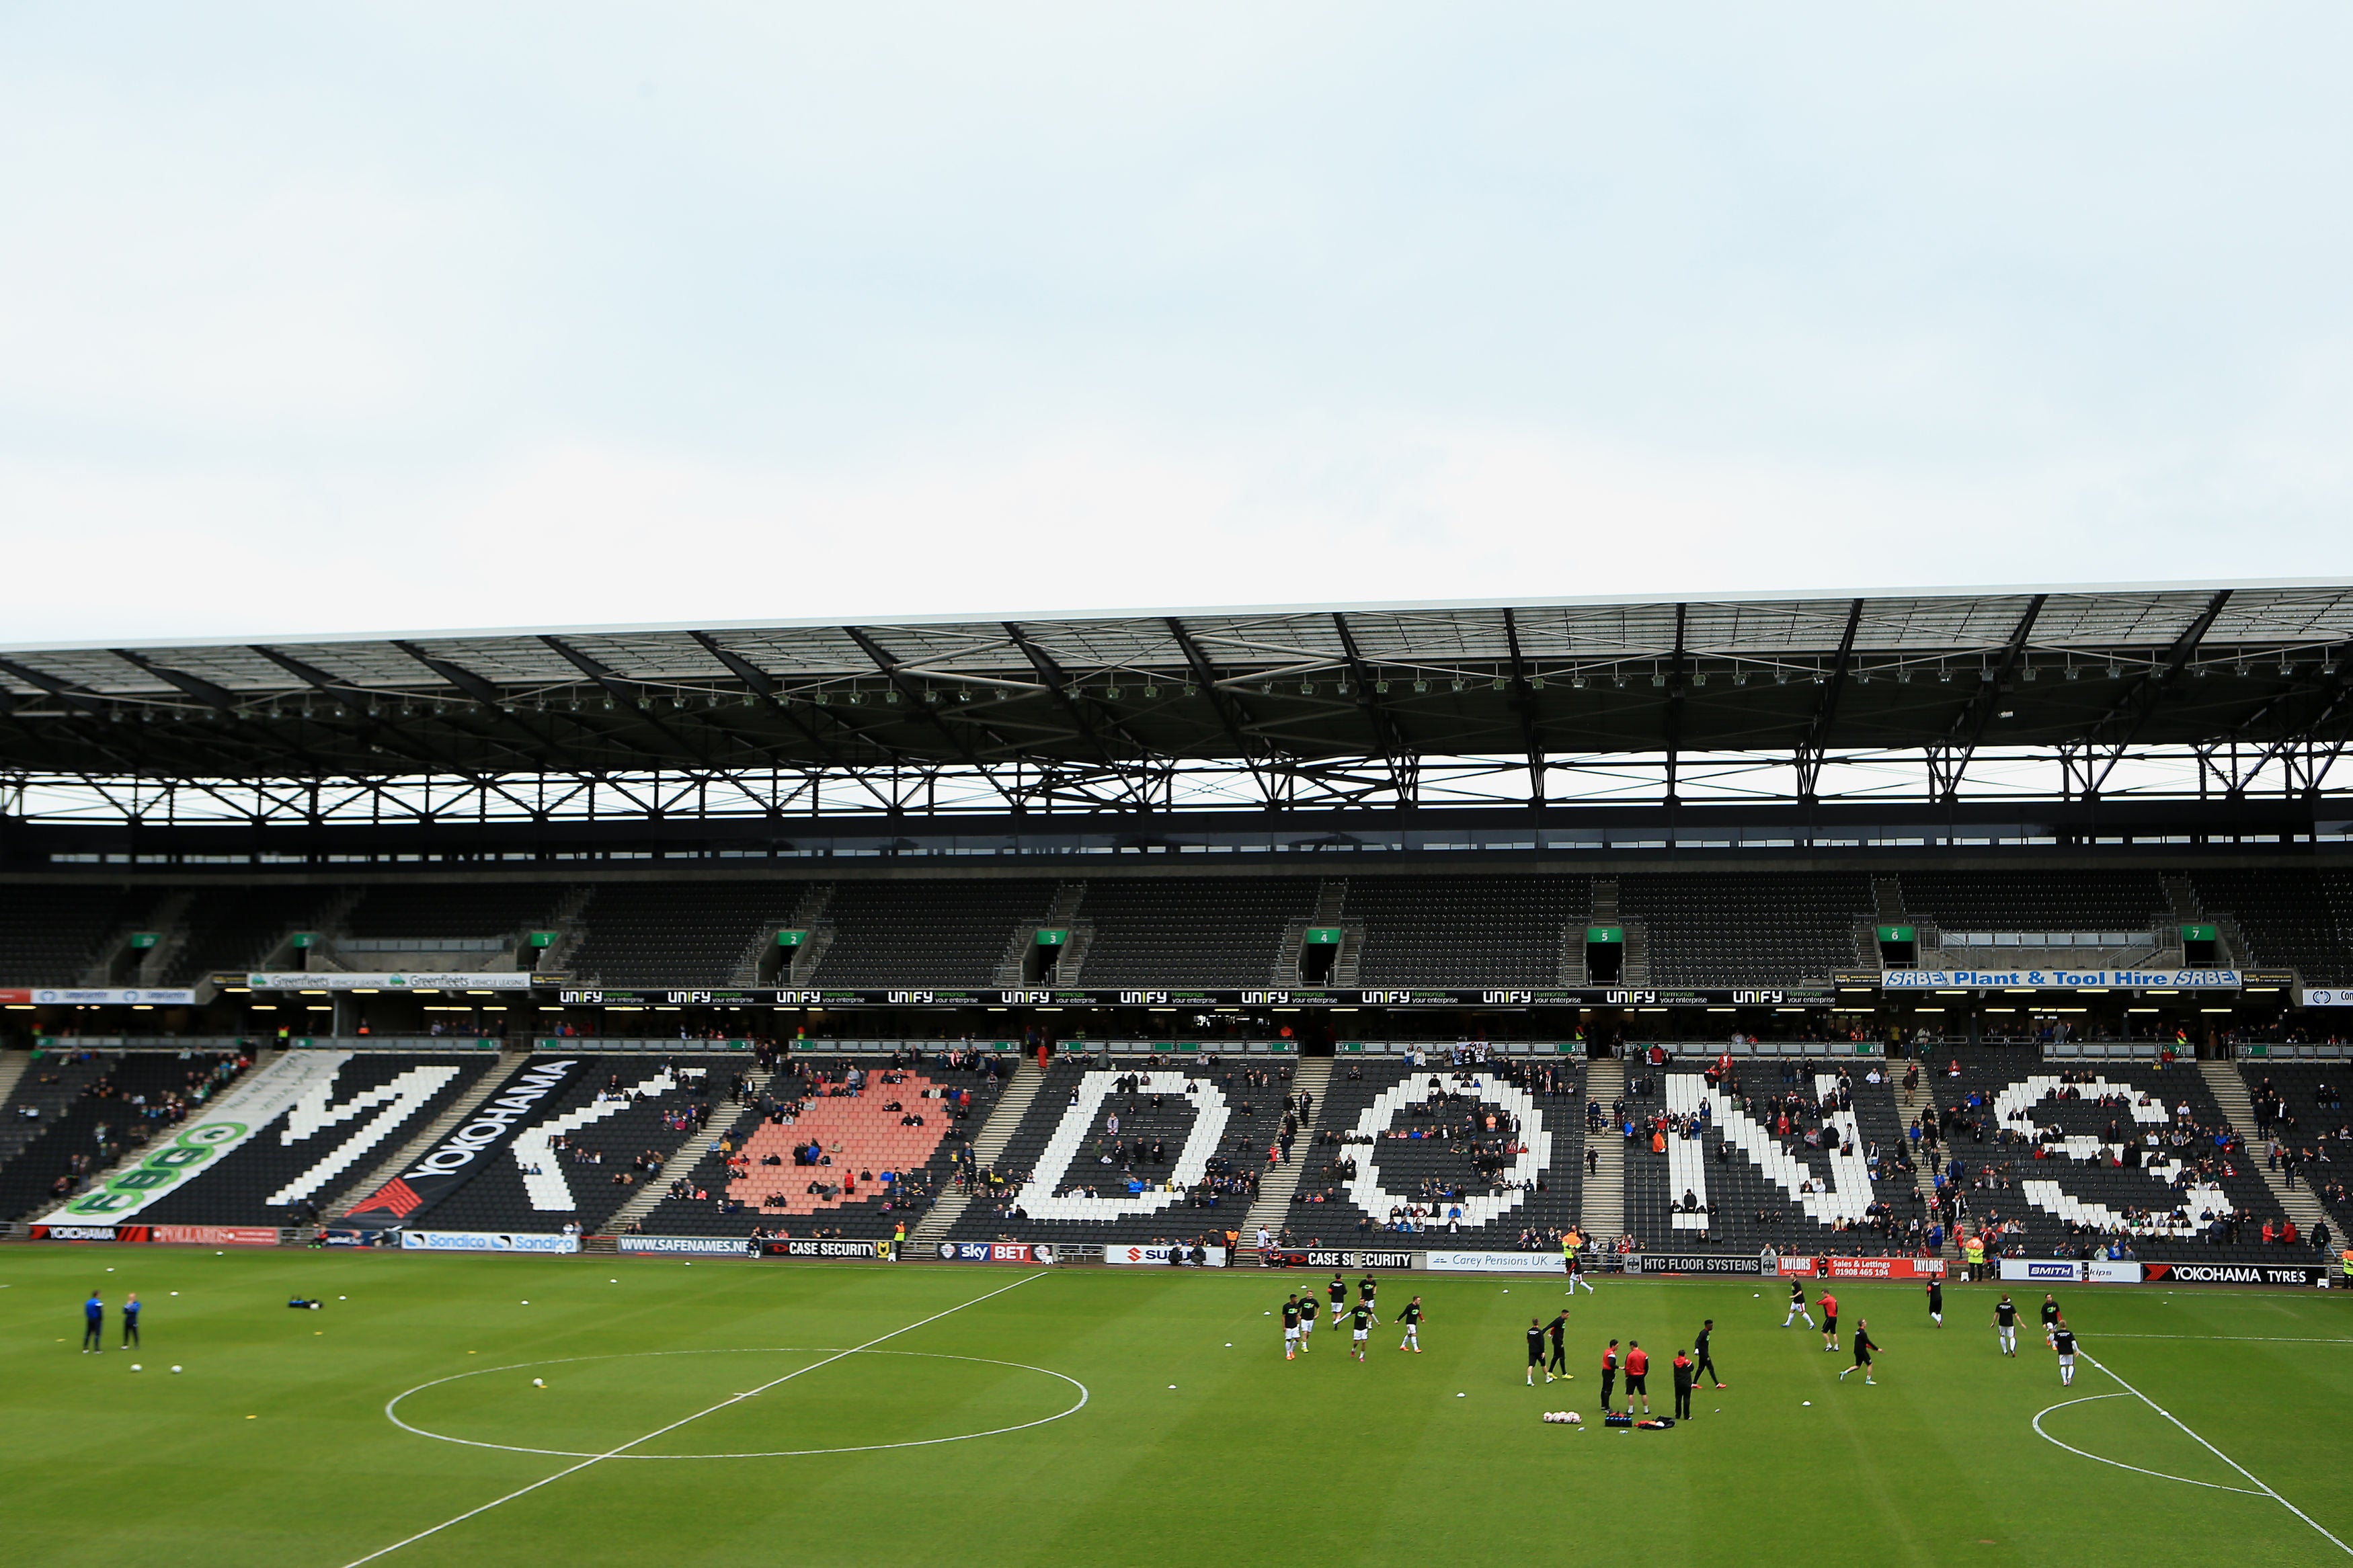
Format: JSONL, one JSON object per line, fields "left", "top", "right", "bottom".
{"left": 4, "top": 5, "right": 2349, "bottom": 643}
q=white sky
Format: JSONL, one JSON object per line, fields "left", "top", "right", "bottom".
{"left": 4, "top": 5, "right": 2350, "bottom": 643}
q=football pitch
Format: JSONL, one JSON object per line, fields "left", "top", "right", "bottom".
{"left": 5, "top": 1249, "right": 2349, "bottom": 1568}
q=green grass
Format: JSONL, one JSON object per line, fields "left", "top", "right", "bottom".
{"left": 4, "top": 1247, "right": 2350, "bottom": 1568}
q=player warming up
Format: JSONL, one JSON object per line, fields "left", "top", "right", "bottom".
{"left": 1299, "top": 1291, "right": 1320, "bottom": 1352}
{"left": 1837, "top": 1319, "right": 1880, "bottom": 1385}
{"left": 1923, "top": 1275, "right": 1943, "bottom": 1328}
{"left": 1282, "top": 1294, "right": 1303, "bottom": 1361}
{"left": 1544, "top": 1311, "right": 1570, "bottom": 1379}
{"left": 1344, "top": 1300, "right": 1375, "bottom": 1361}
{"left": 2052, "top": 1317, "right": 2079, "bottom": 1386}
{"left": 1992, "top": 1294, "right": 2020, "bottom": 1357}
{"left": 1599, "top": 1339, "right": 1620, "bottom": 1411}
{"left": 1526, "top": 1319, "right": 1550, "bottom": 1385}
{"left": 1693, "top": 1318, "right": 1724, "bottom": 1388}
{"left": 1397, "top": 1295, "right": 1425, "bottom": 1352}
{"left": 1782, "top": 1279, "right": 1814, "bottom": 1329}
{"left": 1819, "top": 1290, "right": 1840, "bottom": 1353}
{"left": 2040, "top": 1293, "right": 2062, "bottom": 1350}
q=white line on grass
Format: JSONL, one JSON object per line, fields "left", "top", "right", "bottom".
{"left": 341, "top": 1269, "right": 1050, "bottom": 1568}
{"left": 2085, "top": 1333, "right": 2353, "bottom": 1346}
{"left": 2030, "top": 1394, "right": 2264, "bottom": 1495}
{"left": 2084, "top": 1350, "right": 2353, "bottom": 1558}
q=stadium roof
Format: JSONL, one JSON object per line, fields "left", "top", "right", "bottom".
{"left": 3, "top": 579, "right": 2350, "bottom": 815}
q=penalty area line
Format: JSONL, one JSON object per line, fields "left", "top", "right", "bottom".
{"left": 340, "top": 1269, "right": 1051, "bottom": 1568}
{"left": 2085, "top": 1350, "right": 2353, "bottom": 1558}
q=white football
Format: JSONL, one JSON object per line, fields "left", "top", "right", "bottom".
{"left": 130, "top": 1364, "right": 142, "bottom": 1372}
{"left": 1566, "top": 1411, "right": 1582, "bottom": 1425}
{"left": 532, "top": 1378, "right": 545, "bottom": 1387}
{"left": 171, "top": 1365, "right": 183, "bottom": 1373}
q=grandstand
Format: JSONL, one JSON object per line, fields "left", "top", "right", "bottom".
{"left": 0, "top": 584, "right": 2346, "bottom": 1270}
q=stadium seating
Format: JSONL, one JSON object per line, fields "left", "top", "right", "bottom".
{"left": 1618, "top": 872, "right": 1874, "bottom": 985}
{"left": 1283, "top": 1057, "right": 1584, "bottom": 1248}
{"left": 0, "top": 1047, "right": 123, "bottom": 1209}
{"left": 162, "top": 885, "right": 341, "bottom": 983}
{"left": 0, "top": 885, "right": 171, "bottom": 984}
{"left": 1920, "top": 1048, "right": 2288, "bottom": 1263}
{"left": 1897, "top": 871, "right": 2171, "bottom": 934}
{"left": 0, "top": 1052, "right": 244, "bottom": 1221}
{"left": 2240, "top": 1063, "right": 2352, "bottom": 1231}
{"left": 414, "top": 1055, "right": 733, "bottom": 1233}
{"left": 812, "top": 880, "right": 1060, "bottom": 987}
{"left": 1342, "top": 874, "right": 1587, "bottom": 986}
{"left": 2193, "top": 870, "right": 2350, "bottom": 983}
{"left": 1623, "top": 1065, "right": 1897, "bottom": 1253}
{"left": 945, "top": 1058, "right": 1295, "bottom": 1245}
{"left": 565, "top": 882, "right": 808, "bottom": 985}
{"left": 643, "top": 1050, "right": 1008, "bottom": 1239}
{"left": 342, "top": 883, "right": 570, "bottom": 942}
{"left": 1075, "top": 878, "right": 1320, "bottom": 987}
{"left": 132, "top": 1052, "right": 497, "bottom": 1227}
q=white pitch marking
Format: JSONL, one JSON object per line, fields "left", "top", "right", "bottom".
{"left": 2079, "top": 1333, "right": 2353, "bottom": 1346}
{"left": 342, "top": 1270, "right": 1049, "bottom": 1567}
{"left": 385, "top": 1347, "right": 1088, "bottom": 1458}
{"left": 2085, "top": 1350, "right": 2353, "bottom": 1557}
{"left": 2030, "top": 1394, "right": 2263, "bottom": 1495}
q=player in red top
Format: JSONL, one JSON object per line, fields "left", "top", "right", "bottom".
{"left": 1624, "top": 1341, "right": 1652, "bottom": 1415}
{"left": 1818, "top": 1290, "right": 1839, "bottom": 1352}
{"left": 1599, "top": 1339, "right": 1619, "bottom": 1412}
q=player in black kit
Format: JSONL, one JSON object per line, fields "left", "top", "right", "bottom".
{"left": 1923, "top": 1275, "right": 1943, "bottom": 1327}
{"left": 1693, "top": 1318, "right": 1723, "bottom": 1388}
{"left": 2052, "top": 1319, "right": 2079, "bottom": 1386}
{"left": 1283, "top": 1294, "right": 1303, "bottom": 1360}
{"left": 1344, "top": 1301, "right": 1374, "bottom": 1361}
{"left": 2040, "top": 1293, "right": 2061, "bottom": 1349}
{"left": 1525, "top": 1319, "right": 1550, "bottom": 1385}
{"left": 1328, "top": 1273, "right": 1349, "bottom": 1313}
{"left": 1544, "top": 1311, "right": 1568, "bottom": 1378}
{"left": 1992, "top": 1294, "right": 2020, "bottom": 1356}
{"left": 1837, "top": 1319, "right": 1880, "bottom": 1386}
{"left": 1396, "top": 1294, "right": 1425, "bottom": 1353}
{"left": 1298, "top": 1291, "right": 1320, "bottom": 1351}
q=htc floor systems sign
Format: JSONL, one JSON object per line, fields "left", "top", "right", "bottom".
{"left": 348, "top": 1059, "right": 586, "bottom": 1221}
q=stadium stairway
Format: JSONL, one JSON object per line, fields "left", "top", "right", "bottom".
{"left": 2202, "top": 1060, "right": 2332, "bottom": 1239}
{"left": 601, "top": 1066, "right": 776, "bottom": 1235}
{"left": 22, "top": 1048, "right": 288, "bottom": 1223}
{"left": 908, "top": 1055, "right": 1046, "bottom": 1250}
{"left": 327, "top": 1049, "right": 534, "bottom": 1221}
{"left": 0, "top": 1050, "right": 29, "bottom": 1116}
{"left": 1238, "top": 1057, "right": 1331, "bottom": 1255}
{"left": 1581, "top": 1057, "right": 1626, "bottom": 1241}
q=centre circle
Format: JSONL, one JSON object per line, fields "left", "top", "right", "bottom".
{"left": 386, "top": 1347, "right": 1089, "bottom": 1460}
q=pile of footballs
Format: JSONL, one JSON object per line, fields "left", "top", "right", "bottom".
{"left": 1541, "top": 1410, "right": 1582, "bottom": 1425}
